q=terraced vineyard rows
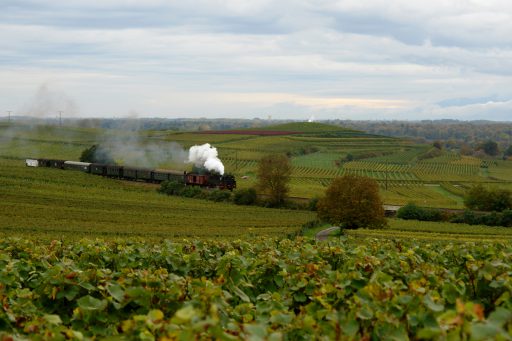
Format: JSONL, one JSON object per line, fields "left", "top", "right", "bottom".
{"left": 364, "top": 146, "right": 430, "bottom": 163}
{"left": 2, "top": 122, "right": 512, "bottom": 207}
{"left": 412, "top": 162, "right": 482, "bottom": 181}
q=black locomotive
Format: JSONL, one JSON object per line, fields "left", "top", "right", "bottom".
{"left": 27, "top": 158, "right": 236, "bottom": 190}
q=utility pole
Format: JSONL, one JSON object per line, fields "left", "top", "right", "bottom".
{"left": 7, "top": 111, "right": 12, "bottom": 122}
{"left": 58, "top": 111, "right": 63, "bottom": 126}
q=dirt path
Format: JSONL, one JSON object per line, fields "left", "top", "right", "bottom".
{"left": 315, "top": 226, "right": 340, "bottom": 241}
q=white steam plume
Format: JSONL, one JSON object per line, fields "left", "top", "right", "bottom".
{"left": 187, "top": 143, "right": 224, "bottom": 175}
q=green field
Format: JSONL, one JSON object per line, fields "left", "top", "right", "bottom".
{"left": 0, "top": 157, "right": 314, "bottom": 240}
{"left": 3, "top": 122, "right": 512, "bottom": 208}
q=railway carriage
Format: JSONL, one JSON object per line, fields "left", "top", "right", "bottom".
{"left": 153, "top": 169, "right": 186, "bottom": 183}
{"left": 106, "top": 165, "right": 122, "bottom": 178}
{"left": 90, "top": 163, "right": 107, "bottom": 175}
{"left": 38, "top": 159, "right": 65, "bottom": 169}
{"left": 29, "top": 158, "right": 236, "bottom": 190}
{"left": 64, "top": 161, "right": 91, "bottom": 172}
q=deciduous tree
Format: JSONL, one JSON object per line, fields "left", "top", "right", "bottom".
{"left": 479, "top": 140, "right": 499, "bottom": 156}
{"left": 257, "top": 154, "right": 292, "bottom": 206}
{"left": 79, "top": 145, "right": 115, "bottom": 164}
{"left": 317, "top": 175, "right": 386, "bottom": 229}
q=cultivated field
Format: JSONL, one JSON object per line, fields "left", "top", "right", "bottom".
{"left": 2, "top": 121, "right": 512, "bottom": 209}
{"left": 0, "top": 157, "right": 314, "bottom": 240}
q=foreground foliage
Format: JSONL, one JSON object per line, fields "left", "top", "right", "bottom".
{"left": 1, "top": 237, "right": 512, "bottom": 340}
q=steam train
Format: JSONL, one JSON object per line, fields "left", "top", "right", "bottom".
{"left": 26, "top": 158, "right": 236, "bottom": 190}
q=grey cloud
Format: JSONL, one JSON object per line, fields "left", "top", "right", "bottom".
{"left": 1, "top": 0, "right": 512, "bottom": 120}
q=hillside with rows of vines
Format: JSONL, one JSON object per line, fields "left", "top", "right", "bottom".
{"left": 2, "top": 121, "right": 512, "bottom": 209}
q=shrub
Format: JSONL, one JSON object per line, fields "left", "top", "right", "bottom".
{"left": 233, "top": 188, "right": 258, "bottom": 206}
{"left": 159, "top": 180, "right": 185, "bottom": 196}
{"left": 308, "top": 197, "right": 319, "bottom": 211}
{"left": 479, "top": 212, "right": 502, "bottom": 226}
{"left": 180, "top": 186, "right": 203, "bottom": 198}
{"left": 501, "top": 210, "right": 512, "bottom": 227}
{"left": 396, "top": 203, "right": 424, "bottom": 220}
{"left": 397, "top": 203, "right": 444, "bottom": 222}
{"left": 208, "top": 189, "right": 232, "bottom": 202}
{"left": 464, "top": 185, "right": 512, "bottom": 212}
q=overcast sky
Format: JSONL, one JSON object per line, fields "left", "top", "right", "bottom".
{"left": 1, "top": 0, "right": 512, "bottom": 121}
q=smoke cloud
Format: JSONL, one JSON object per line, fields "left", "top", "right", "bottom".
{"left": 187, "top": 143, "right": 225, "bottom": 175}
{"left": 20, "top": 83, "right": 79, "bottom": 119}
{"left": 99, "top": 117, "right": 188, "bottom": 168}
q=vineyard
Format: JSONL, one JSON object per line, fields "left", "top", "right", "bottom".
{"left": 2, "top": 122, "right": 512, "bottom": 339}
{"left": 346, "top": 219, "right": 512, "bottom": 242}
{"left": 2, "top": 122, "right": 512, "bottom": 208}
{"left": 0, "top": 158, "right": 313, "bottom": 240}
{"left": 1, "top": 236, "right": 512, "bottom": 339}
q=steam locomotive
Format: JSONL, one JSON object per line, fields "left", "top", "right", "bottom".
{"left": 26, "top": 158, "right": 236, "bottom": 190}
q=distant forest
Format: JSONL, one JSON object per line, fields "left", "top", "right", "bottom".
{"left": 332, "top": 120, "right": 512, "bottom": 144}
{"left": 5, "top": 116, "right": 512, "bottom": 151}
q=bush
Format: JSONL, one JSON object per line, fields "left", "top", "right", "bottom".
{"left": 396, "top": 203, "right": 424, "bottom": 220}
{"left": 233, "top": 188, "right": 258, "bottom": 206}
{"left": 464, "top": 185, "right": 512, "bottom": 212}
{"left": 308, "top": 197, "right": 319, "bottom": 211}
{"left": 396, "top": 203, "right": 444, "bottom": 222}
{"left": 479, "top": 212, "right": 501, "bottom": 226}
{"left": 159, "top": 181, "right": 185, "bottom": 196}
{"left": 501, "top": 210, "right": 512, "bottom": 227}
{"left": 180, "top": 186, "right": 203, "bottom": 198}
{"left": 208, "top": 190, "right": 232, "bottom": 202}
{"left": 450, "top": 209, "right": 512, "bottom": 227}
